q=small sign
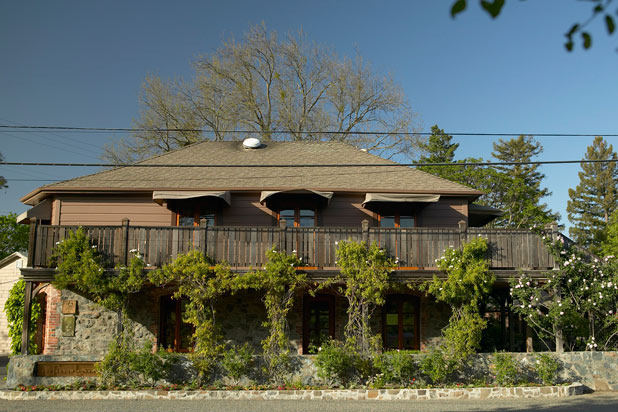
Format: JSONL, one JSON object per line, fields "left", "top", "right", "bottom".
{"left": 61, "top": 315, "right": 75, "bottom": 337}
{"left": 36, "top": 361, "right": 97, "bottom": 377}
{"left": 62, "top": 300, "right": 77, "bottom": 314}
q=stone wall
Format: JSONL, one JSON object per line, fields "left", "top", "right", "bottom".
{"left": 0, "top": 384, "right": 584, "bottom": 400}
{"left": 39, "top": 286, "right": 451, "bottom": 356}
{"left": 8, "top": 352, "right": 618, "bottom": 391}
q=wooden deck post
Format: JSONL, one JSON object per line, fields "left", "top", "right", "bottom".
{"left": 279, "top": 219, "right": 287, "bottom": 252}
{"left": 200, "top": 218, "right": 208, "bottom": 256}
{"left": 458, "top": 220, "right": 467, "bottom": 248}
{"left": 119, "top": 218, "right": 130, "bottom": 266}
{"left": 20, "top": 281, "right": 34, "bottom": 355}
{"left": 27, "top": 218, "right": 39, "bottom": 267}
{"left": 361, "top": 219, "right": 369, "bottom": 245}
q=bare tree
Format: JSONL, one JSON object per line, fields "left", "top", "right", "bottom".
{"left": 104, "top": 24, "right": 422, "bottom": 163}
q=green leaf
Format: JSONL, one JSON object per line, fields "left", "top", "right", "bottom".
{"left": 594, "top": 4, "right": 604, "bottom": 14}
{"left": 565, "top": 40, "right": 574, "bottom": 52}
{"left": 481, "top": 0, "right": 505, "bottom": 19}
{"left": 567, "top": 24, "right": 580, "bottom": 37}
{"left": 451, "top": 0, "right": 467, "bottom": 18}
{"left": 606, "top": 14, "right": 615, "bottom": 34}
{"left": 582, "top": 31, "right": 592, "bottom": 49}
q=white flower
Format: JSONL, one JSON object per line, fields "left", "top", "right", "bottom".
{"left": 292, "top": 249, "right": 297, "bottom": 253}
{"left": 129, "top": 249, "right": 137, "bottom": 253}
{"left": 560, "top": 311, "right": 564, "bottom": 315}
{"left": 335, "top": 241, "right": 339, "bottom": 245}
{"left": 318, "top": 347, "right": 322, "bottom": 352}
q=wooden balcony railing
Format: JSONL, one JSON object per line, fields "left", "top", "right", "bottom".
{"left": 26, "top": 219, "right": 557, "bottom": 271}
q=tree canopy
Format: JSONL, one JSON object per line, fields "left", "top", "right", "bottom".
{"left": 450, "top": 0, "right": 617, "bottom": 52}
{"left": 490, "top": 135, "right": 559, "bottom": 228}
{"left": 0, "top": 213, "right": 29, "bottom": 260}
{"left": 104, "top": 24, "right": 423, "bottom": 164}
{"left": 567, "top": 136, "right": 618, "bottom": 253}
{"left": 416, "top": 128, "right": 557, "bottom": 228}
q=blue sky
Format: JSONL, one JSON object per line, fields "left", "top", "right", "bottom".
{"left": 1, "top": 0, "right": 617, "bottom": 230}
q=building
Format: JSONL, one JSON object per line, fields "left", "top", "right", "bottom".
{"left": 16, "top": 140, "right": 554, "bottom": 356}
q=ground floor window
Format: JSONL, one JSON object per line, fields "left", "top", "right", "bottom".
{"left": 303, "top": 294, "right": 335, "bottom": 353}
{"left": 159, "top": 295, "right": 193, "bottom": 352}
{"left": 382, "top": 295, "right": 420, "bottom": 350}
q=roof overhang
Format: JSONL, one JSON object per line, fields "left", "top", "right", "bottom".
{"left": 468, "top": 203, "right": 504, "bottom": 227}
{"left": 362, "top": 193, "right": 440, "bottom": 207}
{"left": 260, "top": 189, "right": 334, "bottom": 207}
{"left": 153, "top": 190, "right": 231, "bottom": 206}
{"left": 16, "top": 199, "right": 52, "bottom": 224}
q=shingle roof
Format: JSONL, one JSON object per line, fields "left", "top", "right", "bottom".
{"left": 22, "top": 141, "right": 482, "bottom": 203}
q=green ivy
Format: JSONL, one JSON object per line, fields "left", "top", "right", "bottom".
{"left": 241, "top": 247, "right": 307, "bottom": 385}
{"left": 335, "top": 240, "right": 393, "bottom": 360}
{"left": 5, "top": 279, "right": 41, "bottom": 354}
{"left": 150, "top": 250, "right": 233, "bottom": 384}
{"left": 421, "top": 237, "right": 493, "bottom": 372}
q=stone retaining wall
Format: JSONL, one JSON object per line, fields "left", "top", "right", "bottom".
{"left": 7, "top": 352, "right": 618, "bottom": 391}
{"left": 0, "top": 383, "right": 584, "bottom": 401}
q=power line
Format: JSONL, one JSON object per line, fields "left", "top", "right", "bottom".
{"left": 1, "top": 124, "right": 617, "bottom": 137}
{"left": 2, "top": 159, "right": 618, "bottom": 168}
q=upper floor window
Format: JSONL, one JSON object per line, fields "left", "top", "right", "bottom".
{"left": 379, "top": 214, "right": 415, "bottom": 228}
{"left": 278, "top": 208, "right": 315, "bottom": 227}
{"left": 177, "top": 210, "right": 216, "bottom": 227}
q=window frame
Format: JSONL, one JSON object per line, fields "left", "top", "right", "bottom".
{"left": 381, "top": 294, "right": 420, "bottom": 350}
{"left": 378, "top": 213, "right": 416, "bottom": 228}
{"left": 302, "top": 293, "right": 335, "bottom": 354}
{"left": 159, "top": 295, "right": 193, "bottom": 352}
{"left": 277, "top": 207, "right": 316, "bottom": 227}
{"left": 176, "top": 208, "right": 217, "bottom": 227}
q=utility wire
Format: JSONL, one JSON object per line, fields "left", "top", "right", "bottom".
{"left": 1, "top": 124, "right": 617, "bottom": 137}
{"left": 2, "top": 159, "right": 618, "bottom": 168}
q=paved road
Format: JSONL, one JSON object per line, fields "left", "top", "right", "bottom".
{"left": 2, "top": 392, "right": 618, "bottom": 412}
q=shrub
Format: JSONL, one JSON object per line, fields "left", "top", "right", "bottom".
{"left": 534, "top": 353, "right": 560, "bottom": 385}
{"left": 5, "top": 279, "right": 41, "bottom": 354}
{"left": 491, "top": 352, "right": 521, "bottom": 387}
{"left": 315, "top": 340, "right": 356, "bottom": 386}
{"left": 97, "top": 331, "right": 170, "bottom": 387}
{"left": 374, "top": 350, "right": 418, "bottom": 386}
{"left": 221, "top": 343, "right": 254, "bottom": 383}
{"left": 420, "top": 348, "right": 456, "bottom": 385}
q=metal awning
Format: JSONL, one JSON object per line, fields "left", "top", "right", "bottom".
{"left": 260, "top": 190, "right": 334, "bottom": 205}
{"left": 16, "top": 199, "right": 52, "bottom": 224}
{"left": 152, "top": 190, "right": 231, "bottom": 206}
{"left": 468, "top": 203, "right": 504, "bottom": 227}
{"left": 362, "top": 193, "right": 440, "bottom": 207}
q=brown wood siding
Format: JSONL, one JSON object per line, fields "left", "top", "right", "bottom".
{"left": 418, "top": 197, "right": 468, "bottom": 228}
{"left": 51, "top": 199, "right": 61, "bottom": 225}
{"left": 321, "top": 194, "right": 374, "bottom": 227}
{"left": 219, "top": 192, "right": 275, "bottom": 226}
{"left": 58, "top": 195, "right": 172, "bottom": 226}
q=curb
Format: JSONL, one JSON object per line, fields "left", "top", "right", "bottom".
{"left": 0, "top": 383, "right": 584, "bottom": 401}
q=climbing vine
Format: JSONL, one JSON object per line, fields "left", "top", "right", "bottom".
{"left": 242, "top": 247, "right": 307, "bottom": 384}
{"left": 5, "top": 279, "right": 41, "bottom": 354}
{"left": 335, "top": 240, "right": 393, "bottom": 359}
{"left": 421, "top": 237, "right": 493, "bottom": 367}
{"left": 149, "top": 250, "right": 233, "bottom": 383}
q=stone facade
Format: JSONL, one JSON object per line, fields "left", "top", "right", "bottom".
{"left": 0, "top": 383, "right": 584, "bottom": 400}
{"left": 36, "top": 285, "right": 449, "bottom": 356}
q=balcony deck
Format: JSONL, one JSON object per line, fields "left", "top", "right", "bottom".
{"left": 24, "top": 222, "right": 558, "bottom": 282}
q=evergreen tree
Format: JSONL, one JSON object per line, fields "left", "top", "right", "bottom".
{"left": 567, "top": 136, "right": 618, "bottom": 253}
{"left": 490, "top": 135, "right": 558, "bottom": 228}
